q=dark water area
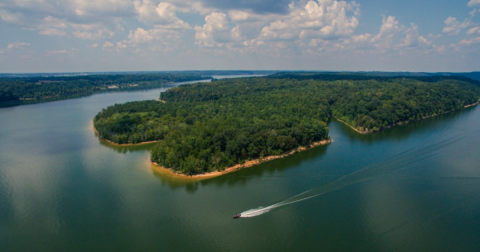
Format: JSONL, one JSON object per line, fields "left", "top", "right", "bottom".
{"left": 1, "top": 79, "right": 480, "bottom": 251}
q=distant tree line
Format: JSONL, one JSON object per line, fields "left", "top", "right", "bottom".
{"left": 94, "top": 76, "right": 480, "bottom": 175}
{"left": 0, "top": 73, "right": 211, "bottom": 105}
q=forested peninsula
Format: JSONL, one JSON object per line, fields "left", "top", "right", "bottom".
{"left": 94, "top": 74, "right": 480, "bottom": 175}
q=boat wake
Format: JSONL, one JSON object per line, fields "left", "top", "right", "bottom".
{"left": 240, "top": 191, "right": 320, "bottom": 218}
{"left": 238, "top": 117, "right": 479, "bottom": 218}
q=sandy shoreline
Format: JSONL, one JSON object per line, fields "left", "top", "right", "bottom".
{"left": 465, "top": 100, "right": 480, "bottom": 108}
{"left": 151, "top": 139, "right": 332, "bottom": 179}
{"left": 333, "top": 117, "right": 370, "bottom": 134}
{"left": 335, "top": 99, "right": 480, "bottom": 135}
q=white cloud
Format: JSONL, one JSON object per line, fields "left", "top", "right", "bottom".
{"left": 71, "top": 0, "right": 134, "bottom": 17}
{"left": 195, "top": 12, "right": 231, "bottom": 47}
{"left": 0, "top": 0, "right": 132, "bottom": 39}
{"left": 128, "top": 28, "right": 154, "bottom": 44}
{"left": 7, "top": 42, "right": 30, "bottom": 50}
{"left": 441, "top": 2, "right": 480, "bottom": 52}
{"left": 396, "top": 23, "right": 438, "bottom": 53}
{"left": 118, "top": 26, "right": 186, "bottom": 52}
{"left": 102, "top": 41, "right": 114, "bottom": 50}
{"left": 0, "top": 0, "right": 135, "bottom": 22}
{"left": 195, "top": 0, "right": 361, "bottom": 49}
{"left": 459, "top": 36, "right": 480, "bottom": 45}
{"left": 370, "top": 15, "right": 402, "bottom": 51}
{"left": 46, "top": 50, "right": 68, "bottom": 55}
{"left": 467, "top": 26, "right": 480, "bottom": 34}
{"left": 134, "top": 1, "right": 185, "bottom": 25}
{"left": 72, "top": 28, "right": 115, "bottom": 40}
{"left": 443, "top": 17, "right": 471, "bottom": 35}
{"left": 468, "top": 0, "right": 480, "bottom": 7}
{"left": 38, "top": 16, "right": 68, "bottom": 36}
{"left": 228, "top": 10, "right": 271, "bottom": 23}
{"left": 352, "top": 33, "right": 372, "bottom": 43}
{"left": 257, "top": 0, "right": 360, "bottom": 42}
{"left": 306, "top": 15, "right": 439, "bottom": 55}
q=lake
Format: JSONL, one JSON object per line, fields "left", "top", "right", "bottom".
{"left": 1, "top": 78, "right": 480, "bottom": 251}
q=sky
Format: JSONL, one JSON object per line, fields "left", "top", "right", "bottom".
{"left": 0, "top": 0, "right": 479, "bottom": 73}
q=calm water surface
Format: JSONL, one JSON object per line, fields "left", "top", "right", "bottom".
{"left": 1, "top": 79, "right": 480, "bottom": 251}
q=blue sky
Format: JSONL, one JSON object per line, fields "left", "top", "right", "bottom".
{"left": 0, "top": 0, "right": 479, "bottom": 73}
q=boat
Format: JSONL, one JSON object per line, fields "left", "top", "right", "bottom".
{"left": 233, "top": 214, "right": 241, "bottom": 219}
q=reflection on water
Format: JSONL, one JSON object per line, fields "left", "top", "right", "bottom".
{"left": 1, "top": 79, "right": 480, "bottom": 251}
{"left": 150, "top": 143, "right": 330, "bottom": 192}
{"left": 97, "top": 138, "right": 158, "bottom": 154}
{"left": 238, "top": 106, "right": 480, "bottom": 217}
{"left": 332, "top": 107, "right": 469, "bottom": 144}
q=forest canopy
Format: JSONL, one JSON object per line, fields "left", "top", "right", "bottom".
{"left": 94, "top": 76, "right": 480, "bottom": 175}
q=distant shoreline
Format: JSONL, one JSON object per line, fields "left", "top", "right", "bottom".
{"left": 334, "top": 99, "right": 480, "bottom": 134}
{"left": 151, "top": 139, "right": 332, "bottom": 179}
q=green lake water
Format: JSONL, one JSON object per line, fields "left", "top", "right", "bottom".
{"left": 1, "top": 80, "right": 480, "bottom": 251}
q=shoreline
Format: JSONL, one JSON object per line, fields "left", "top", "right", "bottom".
{"left": 333, "top": 117, "right": 369, "bottom": 134}
{"left": 92, "top": 122, "right": 160, "bottom": 146}
{"left": 465, "top": 100, "right": 479, "bottom": 108}
{"left": 334, "top": 99, "right": 480, "bottom": 134}
{"left": 151, "top": 139, "right": 332, "bottom": 179}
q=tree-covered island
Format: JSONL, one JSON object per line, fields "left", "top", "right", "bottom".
{"left": 93, "top": 74, "right": 480, "bottom": 176}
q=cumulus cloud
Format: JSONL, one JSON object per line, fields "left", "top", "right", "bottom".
{"left": 71, "top": 0, "right": 134, "bottom": 18}
{"left": 0, "top": 0, "right": 135, "bottom": 23}
{"left": 305, "top": 15, "right": 440, "bottom": 56}
{"left": 134, "top": 0, "right": 190, "bottom": 28}
{"left": 192, "top": 1, "right": 445, "bottom": 58}
{"left": 441, "top": 2, "right": 480, "bottom": 52}
{"left": 112, "top": 26, "right": 188, "bottom": 52}
{"left": 468, "top": 0, "right": 480, "bottom": 7}
{"left": 195, "top": 12, "right": 232, "bottom": 47}
{"left": 467, "top": 26, "right": 480, "bottom": 34}
{"left": 396, "top": 23, "right": 436, "bottom": 52}
{"left": 102, "top": 41, "right": 114, "bottom": 50}
{"left": 257, "top": 0, "right": 360, "bottom": 42}
{"left": 128, "top": 28, "right": 154, "bottom": 44}
{"left": 70, "top": 23, "right": 116, "bottom": 39}
{"left": 37, "top": 16, "right": 68, "bottom": 36}
{"left": 372, "top": 16, "right": 401, "bottom": 42}
{"left": 443, "top": 17, "right": 471, "bottom": 35}
{"left": 459, "top": 36, "right": 480, "bottom": 45}
{"left": 195, "top": 0, "right": 361, "bottom": 50}
{"left": 72, "top": 29, "right": 114, "bottom": 40}
{"left": 0, "top": 0, "right": 132, "bottom": 39}
{"left": 0, "top": 0, "right": 472, "bottom": 69}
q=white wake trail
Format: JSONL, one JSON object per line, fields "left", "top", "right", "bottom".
{"left": 240, "top": 191, "right": 322, "bottom": 217}
{"left": 238, "top": 122, "right": 472, "bottom": 218}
